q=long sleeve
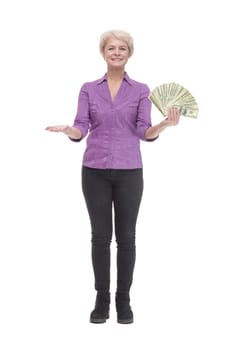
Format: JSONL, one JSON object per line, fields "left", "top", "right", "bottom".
{"left": 135, "top": 84, "right": 152, "bottom": 140}
{"left": 135, "top": 84, "right": 158, "bottom": 142}
{"left": 71, "top": 83, "right": 90, "bottom": 141}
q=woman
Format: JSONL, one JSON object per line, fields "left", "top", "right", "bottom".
{"left": 46, "top": 30, "right": 180, "bottom": 324}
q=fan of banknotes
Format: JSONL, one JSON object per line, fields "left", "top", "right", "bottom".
{"left": 149, "top": 82, "right": 199, "bottom": 118}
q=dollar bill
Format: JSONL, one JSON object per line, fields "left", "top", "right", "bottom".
{"left": 149, "top": 83, "right": 199, "bottom": 118}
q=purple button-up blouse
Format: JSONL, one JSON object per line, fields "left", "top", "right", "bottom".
{"left": 71, "top": 73, "right": 157, "bottom": 169}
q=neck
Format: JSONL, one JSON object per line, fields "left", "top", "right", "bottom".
{"left": 107, "top": 69, "right": 125, "bottom": 81}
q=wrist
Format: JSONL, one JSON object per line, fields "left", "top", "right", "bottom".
{"left": 159, "top": 119, "right": 167, "bottom": 127}
{"left": 64, "top": 126, "right": 72, "bottom": 136}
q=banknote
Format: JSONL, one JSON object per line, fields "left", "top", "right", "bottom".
{"left": 149, "top": 83, "right": 199, "bottom": 118}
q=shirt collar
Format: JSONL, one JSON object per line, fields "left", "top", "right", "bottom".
{"left": 96, "top": 72, "right": 133, "bottom": 86}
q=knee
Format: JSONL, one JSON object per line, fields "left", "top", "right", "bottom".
{"left": 116, "top": 233, "right": 135, "bottom": 250}
{"left": 91, "top": 232, "right": 112, "bottom": 246}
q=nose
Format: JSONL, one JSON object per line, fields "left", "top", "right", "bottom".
{"left": 114, "top": 48, "right": 120, "bottom": 56}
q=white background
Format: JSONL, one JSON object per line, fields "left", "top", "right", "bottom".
{"left": 0, "top": 0, "right": 232, "bottom": 349}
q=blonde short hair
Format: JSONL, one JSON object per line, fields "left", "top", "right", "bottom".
{"left": 99, "top": 30, "right": 134, "bottom": 57}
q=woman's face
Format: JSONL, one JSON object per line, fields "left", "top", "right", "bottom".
{"left": 103, "top": 37, "right": 130, "bottom": 69}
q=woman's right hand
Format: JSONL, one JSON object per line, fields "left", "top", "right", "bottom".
{"left": 45, "top": 125, "right": 71, "bottom": 134}
{"left": 45, "top": 125, "right": 82, "bottom": 140}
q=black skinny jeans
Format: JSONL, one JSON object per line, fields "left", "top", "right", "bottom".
{"left": 82, "top": 166, "right": 143, "bottom": 294}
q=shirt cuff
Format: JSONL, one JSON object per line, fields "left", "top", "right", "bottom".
{"left": 146, "top": 135, "right": 159, "bottom": 142}
{"left": 68, "top": 136, "right": 82, "bottom": 142}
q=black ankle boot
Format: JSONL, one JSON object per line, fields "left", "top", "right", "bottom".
{"left": 90, "top": 291, "right": 110, "bottom": 323}
{"left": 116, "top": 292, "right": 134, "bottom": 324}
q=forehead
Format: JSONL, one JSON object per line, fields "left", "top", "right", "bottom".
{"left": 105, "top": 37, "right": 128, "bottom": 47}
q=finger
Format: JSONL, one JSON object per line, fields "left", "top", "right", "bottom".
{"left": 46, "top": 126, "right": 56, "bottom": 131}
{"left": 167, "top": 108, "right": 179, "bottom": 124}
{"left": 168, "top": 107, "right": 175, "bottom": 120}
{"left": 45, "top": 126, "right": 56, "bottom": 131}
{"left": 171, "top": 107, "right": 180, "bottom": 121}
{"left": 46, "top": 126, "right": 61, "bottom": 132}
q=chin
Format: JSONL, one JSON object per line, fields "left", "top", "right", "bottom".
{"left": 110, "top": 62, "right": 125, "bottom": 68}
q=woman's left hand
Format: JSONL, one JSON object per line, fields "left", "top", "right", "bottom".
{"left": 164, "top": 107, "right": 180, "bottom": 126}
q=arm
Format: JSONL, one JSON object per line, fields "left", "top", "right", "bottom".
{"left": 145, "top": 107, "right": 180, "bottom": 140}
